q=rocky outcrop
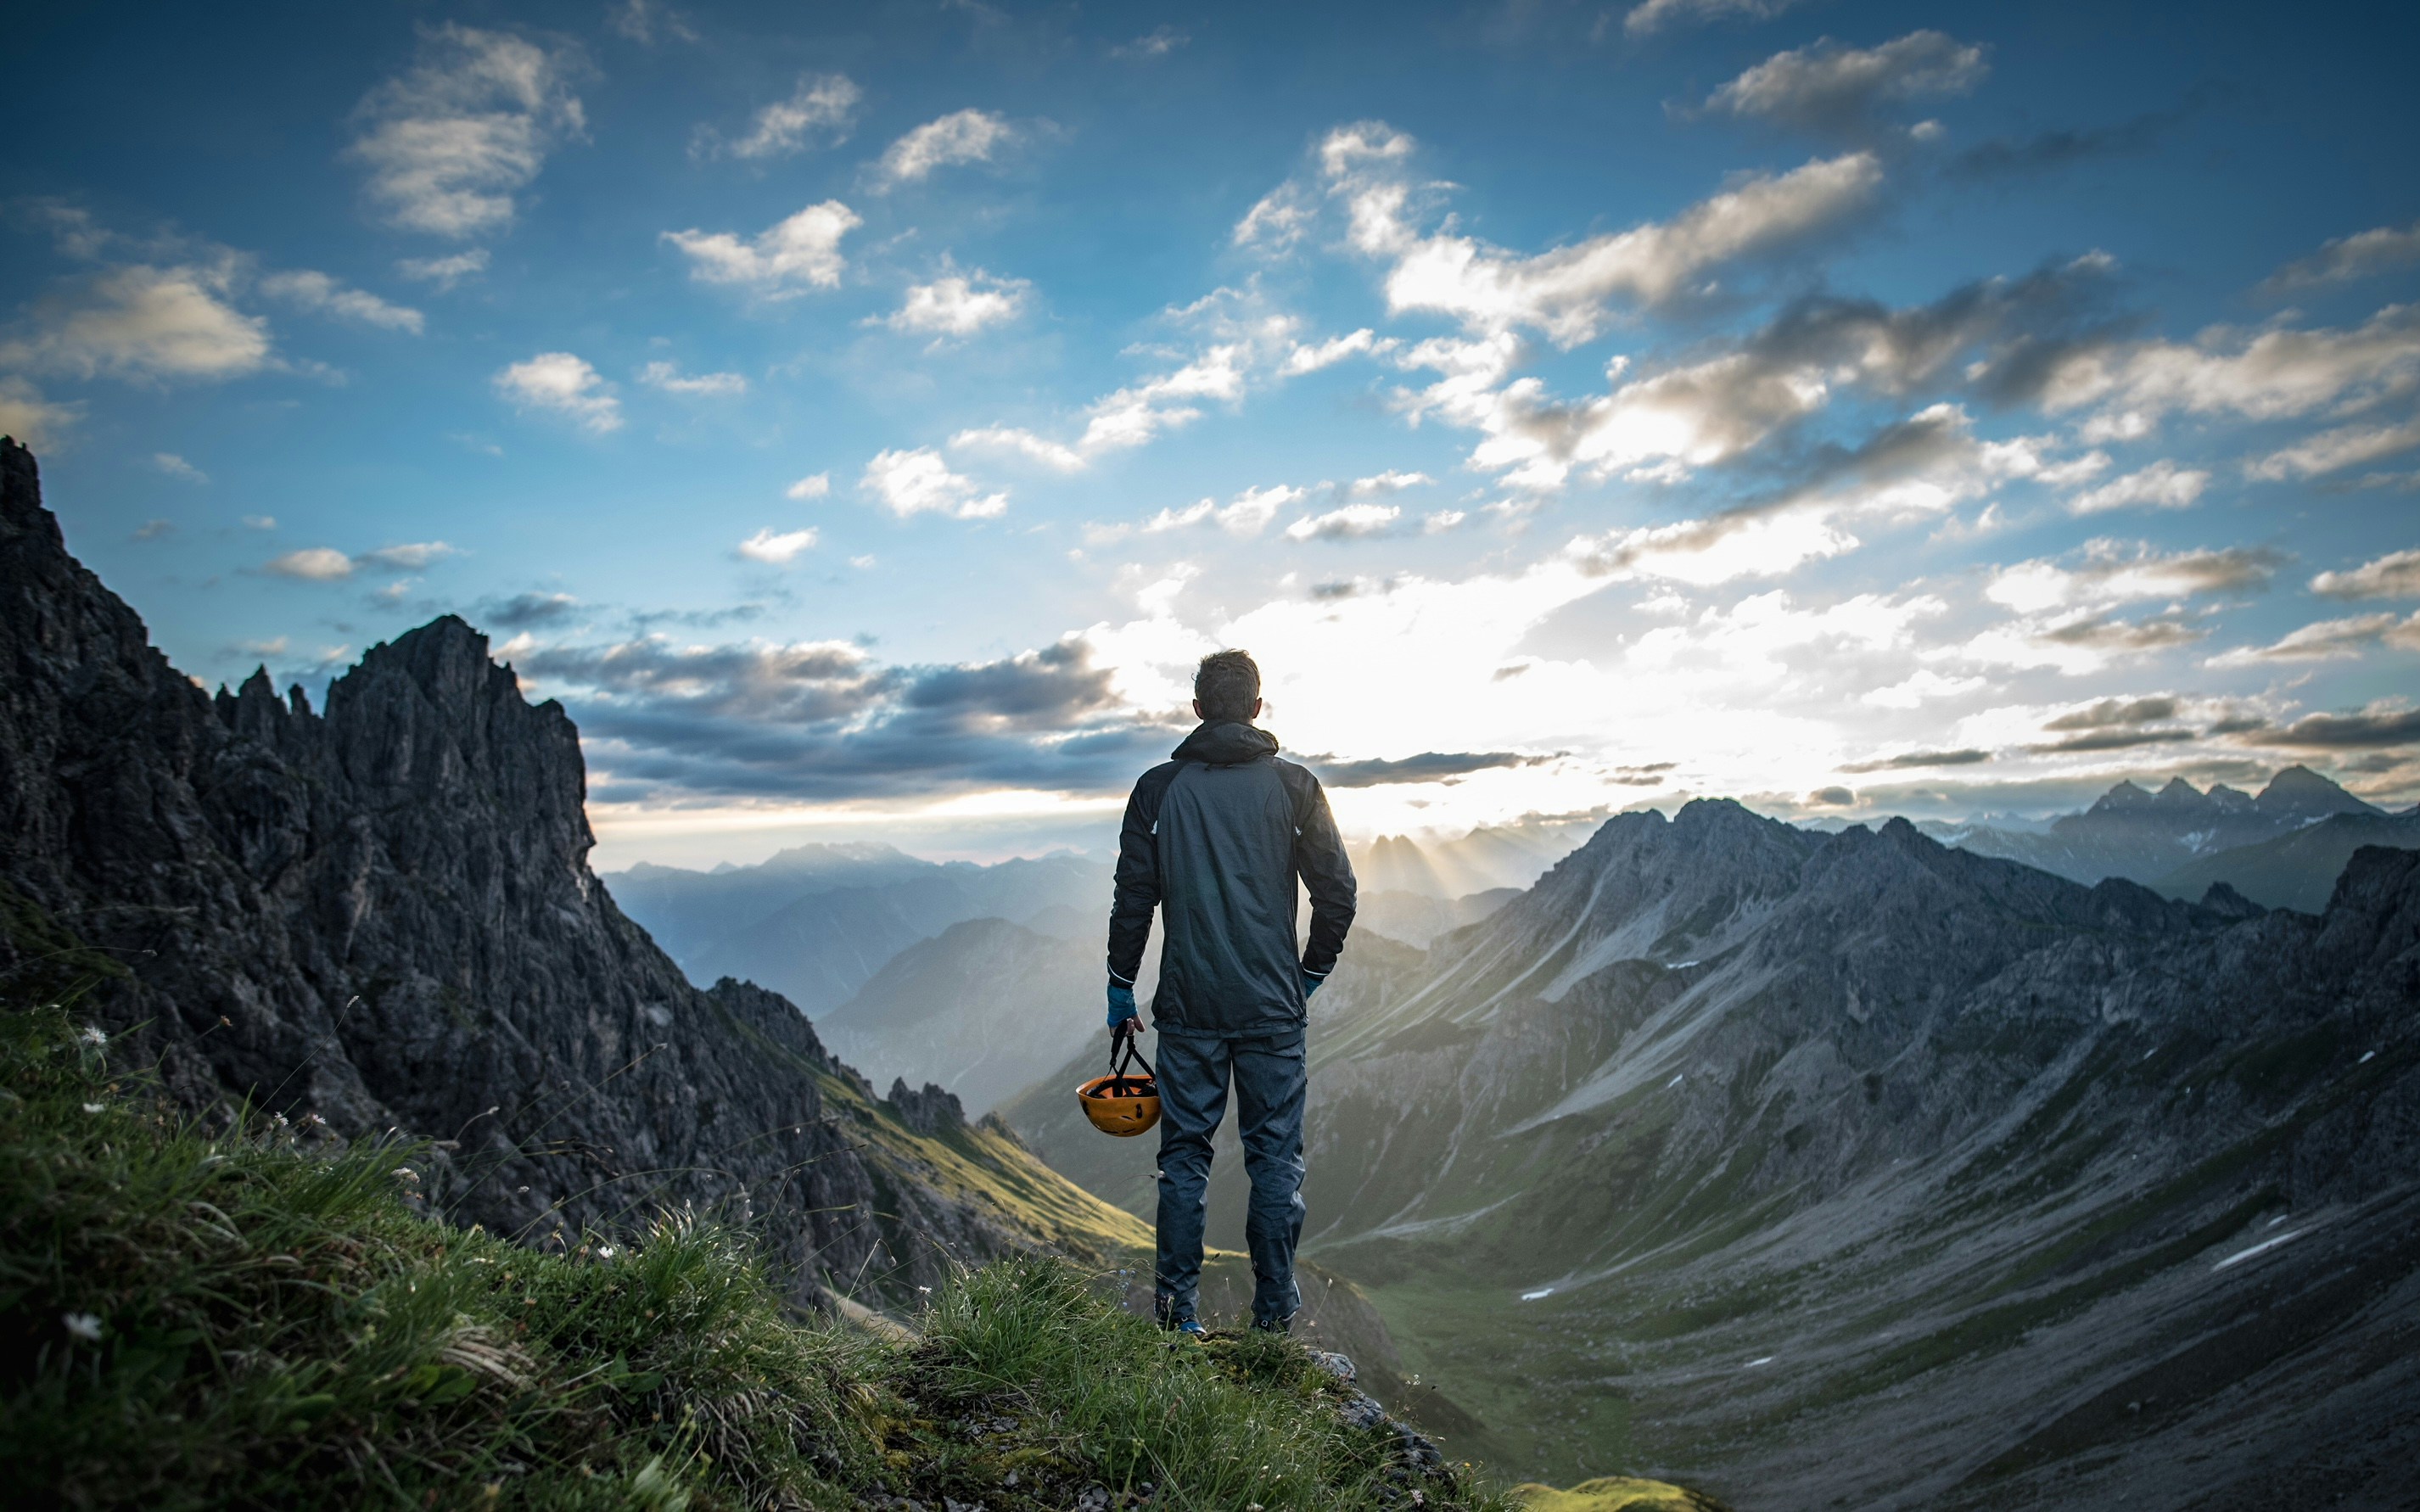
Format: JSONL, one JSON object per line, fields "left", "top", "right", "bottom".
{"left": 0, "top": 439, "right": 1109, "bottom": 1303}
{"left": 887, "top": 1079, "right": 965, "bottom": 1136}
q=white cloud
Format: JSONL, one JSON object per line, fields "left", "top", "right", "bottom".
{"left": 1234, "top": 182, "right": 1318, "bottom": 251}
{"left": 1624, "top": 0, "right": 1800, "bottom": 36}
{"left": 2207, "top": 610, "right": 2420, "bottom": 665}
{"left": 637, "top": 360, "right": 747, "bottom": 396}
{"left": 879, "top": 266, "right": 1030, "bottom": 338}
{"left": 953, "top": 334, "right": 1265, "bottom": 469}
{"left": 737, "top": 526, "right": 819, "bottom": 564}
{"left": 258, "top": 270, "right": 423, "bottom": 333}
{"left": 2034, "top": 450, "right": 2111, "bottom": 486}
{"left": 2246, "top": 416, "right": 2420, "bottom": 479}
{"left": 1286, "top": 503, "right": 1402, "bottom": 540}
{"left": 1706, "top": 31, "right": 1986, "bottom": 133}
{"left": 952, "top": 425, "right": 1089, "bottom": 472}
{"left": 266, "top": 547, "right": 356, "bottom": 581}
{"left": 0, "top": 378, "right": 79, "bottom": 447}
{"left": 2262, "top": 221, "right": 2420, "bottom": 294}
{"left": 243, "top": 514, "right": 276, "bottom": 529}
{"left": 2312, "top": 549, "right": 2420, "bottom": 600}
{"left": 1321, "top": 121, "right": 1883, "bottom": 343}
{"left": 1092, "top": 483, "right": 1310, "bottom": 543}
{"left": 1283, "top": 328, "right": 1392, "bottom": 373}
{"left": 2042, "top": 305, "right": 2420, "bottom": 424}
{"left": 0, "top": 264, "right": 269, "bottom": 382}
{"left": 495, "top": 352, "right": 622, "bottom": 433}
{"left": 786, "top": 473, "right": 832, "bottom": 501}
{"left": 1986, "top": 540, "right": 2281, "bottom": 614}
{"left": 608, "top": 0, "right": 696, "bottom": 45}
{"left": 860, "top": 447, "right": 1007, "bottom": 519}
{"left": 262, "top": 541, "right": 458, "bottom": 581}
{"left": 1559, "top": 405, "right": 2042, "bottom": 584}
{"left": 356, "top": 541, "right": 460, "bottom": 570}
{"left": 874, "top": 109, "right": 1014, "bottom": 188}
{"left": 1342, "top": 469, "right": 1432, "bottom": 498}
{"left": 664, "top": 202, "right": 860, "bottom": 296}
{"left": 1112, "top": 26, "right": 1189, "bottom": 59}
{"left": 346, "top": 25, "right": 585, "bottom": 238}
{"left": 2066, "top": 459, "right": 2209, "bottom": 515}
{"left": 1863, "top": 668, "right": 1985, "bottom": 708}
{"left": 1423, "top": 509, "right": 1468, "bottom": 533}
{"left": 396, "top": 249, "right": 489, "bottom": 289}
{"left": 711, "top": 73, "right": 860, "bottom": 160}
{"left": 152, "top": 451, "right": 207, "bottom": 482}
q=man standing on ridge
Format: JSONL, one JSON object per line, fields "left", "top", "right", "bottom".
{"left": 1106, "top": 649, "right": 1357, "bottom": 1336}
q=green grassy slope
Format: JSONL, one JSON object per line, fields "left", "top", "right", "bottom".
{"left": 0, "top": 996, "right": 1520, "bottom": 1510}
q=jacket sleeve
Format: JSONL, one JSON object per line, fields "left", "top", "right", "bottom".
{"left": 1289, "top": 768, "right": 1357, "bottom": 979}
{"left": 1107, "top": 764, "right": 1176, "bottom": 987}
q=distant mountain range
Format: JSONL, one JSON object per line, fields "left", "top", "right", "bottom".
{"left": 1006, "top": 799, "right": 2420, "bottom": 1508}
{"left": 1352, "top": 821, "right": 1589, "bottom": 897}
{"left": 1920, "top": 766, "right": 2394, "bottom": 888}
{"left": 608, "top": 845, "right": 1111, "bottom": 1014}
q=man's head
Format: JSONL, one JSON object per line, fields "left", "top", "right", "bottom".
{"left": 1193, "top": 649, "right": 1263, "bottom": 724}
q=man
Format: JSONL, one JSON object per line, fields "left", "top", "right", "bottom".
{"left": 1106, "top": 649, "right": 1357, "bottom": 1336}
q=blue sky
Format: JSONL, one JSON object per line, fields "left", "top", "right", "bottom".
{"left": 6, "top": 0, "right": 2417, "bottom": 865}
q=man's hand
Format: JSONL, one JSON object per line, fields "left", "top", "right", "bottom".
{"left": 1107, "top": 981, "right": 1140, "bottom": 1032}
{"left": 1301, "top": 970, "right": 1325, "bottom": 1000}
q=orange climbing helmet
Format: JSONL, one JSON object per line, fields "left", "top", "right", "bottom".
{"left": 1078, "top": 1030, "right": 1161, "bottom": 1137}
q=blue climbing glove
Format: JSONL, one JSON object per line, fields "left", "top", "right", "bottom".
{"left": 1107, "top": 981, "right": 1139, "bottom": 1028}
{"left": 1301, "top": 970, "right": 1325, "bottom": 1000}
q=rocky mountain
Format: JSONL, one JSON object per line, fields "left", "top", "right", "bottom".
{"left": 0, "top": 440, "right": 1144, "bottom": 1308}
{"left": 1927, "top": 768, "right": 2382, "bottom": 885}
{"left": 609, "top": 846, "right": 1111, "bottom": 1015}
{"left": 815, "top": 916, "right": 1154, "bottom": 1117}
{"left": 2150, "top": 811, "right": 2420, "bottom": 915}
{"left": 1010, "top": 797, "right": 2420, "bottom": 1508}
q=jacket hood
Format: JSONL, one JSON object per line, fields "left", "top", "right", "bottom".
{"left": 1172, "top": 720, "right": 1279, "bottom": 766}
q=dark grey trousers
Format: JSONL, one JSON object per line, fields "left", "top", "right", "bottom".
{"left": 1152, "top": 1028, "right": 1307, "bottom": 1329}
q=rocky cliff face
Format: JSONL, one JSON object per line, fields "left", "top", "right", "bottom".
{"left": 0, "top": 440, "right": 1140, "bottom": 1303}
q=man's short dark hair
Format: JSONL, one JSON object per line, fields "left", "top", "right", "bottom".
{"left": 1195, "top": 650, "right": 1261, "bottom": 722}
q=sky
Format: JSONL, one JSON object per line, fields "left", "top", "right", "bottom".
{"left": 5, "top": 0, "right": 2417, "bottom": 868}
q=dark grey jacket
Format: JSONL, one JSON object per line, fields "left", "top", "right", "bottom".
{"left": 1107, "top": 721, "right": 1357, "bottom": 1038}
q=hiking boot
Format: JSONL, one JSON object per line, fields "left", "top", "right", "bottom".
{"left": 1251, "top": 1315, "right": 1291, "bottom": 1335}
{"left": 1164, "top": 1317, "right": 1207, "bottom": 1341}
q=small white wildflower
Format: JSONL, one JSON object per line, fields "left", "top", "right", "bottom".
{"left": 392, "top": 1167, "right": 420, "bottom": 1184}
{"left": 80, "top": 1026, "right": 107, "bottom": 1046}
{"left": 81, "top": 1103, "right": 104, "bottom": 1115}
{"left": 597, "top": 1246, "right": 616, "bottom": 1259}
{"left": 63, "top": 1312, "right": 102, "bottom": 1341}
